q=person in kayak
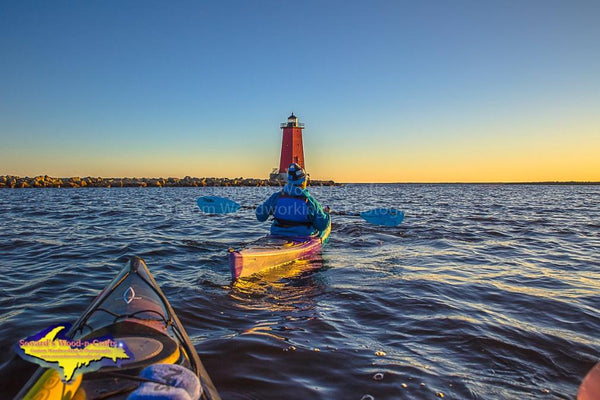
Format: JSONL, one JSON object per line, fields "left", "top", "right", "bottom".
{"left": 256, "top": 163, "right": 330, "bottom": 237}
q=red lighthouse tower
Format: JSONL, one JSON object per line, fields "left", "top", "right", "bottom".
{"left": 271, "top": 113, "right": 305, "bottom": 181}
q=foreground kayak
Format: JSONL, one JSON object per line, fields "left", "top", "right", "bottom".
{"left": 229, "top": 221, "right": 331, "bottom": 280}
{"left": 15, "top": 257, "right": 221, "bottom": 400}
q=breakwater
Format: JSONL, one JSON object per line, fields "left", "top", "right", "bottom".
{"left": 0, "top": 175, "right": 338, "bottom": 188}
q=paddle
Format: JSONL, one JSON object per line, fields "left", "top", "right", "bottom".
{"left": 196, "top": 196, "right": 242, "bottom": 213}
{"left": 197, "top": 196, "right": 405, "bottom": 227}
{"left": 330, "top": 208, "right": 405, "bottom": 227}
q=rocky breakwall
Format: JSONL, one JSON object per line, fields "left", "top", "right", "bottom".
{"left": 0, "top": 175, "right": 339, "bottom": 188}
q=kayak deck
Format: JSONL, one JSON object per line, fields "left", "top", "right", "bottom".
{"left": 229, "top": 221, "right": 331, "bottom": 280}
{"left": 15, "top": 257, "right": 221, "bottom": 400}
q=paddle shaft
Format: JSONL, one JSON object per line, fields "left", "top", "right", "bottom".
{"left": 328, "top": 210, "right": 359, "bottom": 216}
{"left": 197, "top": 196, "right": 404, "bottom": 226}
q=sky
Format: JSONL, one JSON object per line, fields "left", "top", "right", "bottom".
{"left": 1, "top": 0, "right": 598, "bottom": 183}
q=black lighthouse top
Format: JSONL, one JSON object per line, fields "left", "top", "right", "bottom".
{"left": 281, "top": 112, "right": 305, "bottom": 129}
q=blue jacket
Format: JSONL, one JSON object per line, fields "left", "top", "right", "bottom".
{"left": 256, "top": 184, "right": 330, "bottom": 237}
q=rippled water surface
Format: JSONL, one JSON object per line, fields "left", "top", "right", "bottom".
{"left": 0, "top": 184, "right": 599, "bottom": 399}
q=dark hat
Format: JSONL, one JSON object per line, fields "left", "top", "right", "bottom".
{"left": 287, "top": 163, "right": 306, "bottom": 184}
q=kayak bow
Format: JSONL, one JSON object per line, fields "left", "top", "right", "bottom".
{"left": 15, "top": 257, "right": 221, "bottom": 400}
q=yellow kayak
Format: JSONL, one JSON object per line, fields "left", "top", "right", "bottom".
{"left": 14, "top": 257, "right": 221, "bottom": 400}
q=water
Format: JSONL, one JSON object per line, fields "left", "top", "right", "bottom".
{"left": 0, "top": 184, "right": 598, "bottom": 399}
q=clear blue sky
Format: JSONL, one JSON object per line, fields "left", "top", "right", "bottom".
{"left": 1, "top": 0, "right": 598, "bottom": 182}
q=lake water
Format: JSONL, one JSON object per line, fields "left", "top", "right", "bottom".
{"left": 0, "top": 184, "right": 598, "bottom": 399}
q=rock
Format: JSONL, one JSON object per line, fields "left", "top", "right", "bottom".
{"left": 0, "top": 175, "right": 339, "bottom": 188}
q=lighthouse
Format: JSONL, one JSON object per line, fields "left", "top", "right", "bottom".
{"left": 270, "top": 113, "right": 305, "bottom": 181}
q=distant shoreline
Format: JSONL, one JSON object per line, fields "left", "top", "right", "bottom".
{"left": 0, "top": 175, "right": 339, "bottom": 188}
{"left": 347, "top": 181, "right": 600, "bottom": 185}
{"left": 0, "top": 175, "right": 597, "bottom": 188}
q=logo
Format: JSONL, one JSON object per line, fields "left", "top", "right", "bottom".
{"left": 15, "top": 324, "right": 131, "bottom": 382}
{"left": 123, "top": 286, "right": 141, "bottom": 304}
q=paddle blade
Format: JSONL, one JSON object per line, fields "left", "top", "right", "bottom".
{"left": 197, "top": 196, "right": 242, "bottom": 214}
{"left": 359, "top": 208, "right": 405, "bottom": 226}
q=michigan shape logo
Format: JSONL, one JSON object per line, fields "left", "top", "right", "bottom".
{"left": 15, "top": 324, "right": 131, "bottom": 382}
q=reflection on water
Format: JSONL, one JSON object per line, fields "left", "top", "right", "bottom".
{"left": 230, "top": 258, "right": 327, "bottom": 312}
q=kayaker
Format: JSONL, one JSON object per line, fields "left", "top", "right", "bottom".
{"left": 256, "top": 163, "right": 330, "bottom": 237}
